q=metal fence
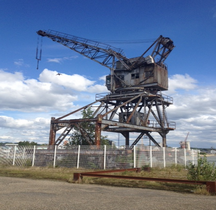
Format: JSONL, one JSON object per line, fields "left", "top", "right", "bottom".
{"left": 0, "top": 145, "right": 199, "bottom": 169}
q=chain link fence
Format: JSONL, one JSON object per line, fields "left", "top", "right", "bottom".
{"left": 0, "top": 145, "right": 199, "bottom": 169}
{"left": 0, "top": 145, "right": 35, "bottom": 166}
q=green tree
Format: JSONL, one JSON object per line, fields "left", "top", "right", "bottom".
{"left": 69, "top": 107, "right": 111, "bottom": 145}
{"left": 18, "top": 141, "right": 38, "bottom": 146}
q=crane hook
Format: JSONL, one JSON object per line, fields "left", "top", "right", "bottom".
{"left": 36, "top": 36, "right": 43, "bottom": 69}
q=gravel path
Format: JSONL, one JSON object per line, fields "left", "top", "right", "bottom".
{"left": 0, "top": 177, "right": 215, "bottom": 210}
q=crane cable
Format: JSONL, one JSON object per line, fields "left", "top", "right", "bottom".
{"left": 36, "top": 36, "right": 43, "bottom": 69}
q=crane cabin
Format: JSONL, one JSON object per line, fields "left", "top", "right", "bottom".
{"left": 105, "top": 36, "right": 174, "bottom": 94}
{"left": 106, "top": 55, "right": 168, "bottom": 93}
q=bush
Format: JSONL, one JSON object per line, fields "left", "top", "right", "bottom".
{"left": 187, "top": 155, "right": 216, "bottom": 181}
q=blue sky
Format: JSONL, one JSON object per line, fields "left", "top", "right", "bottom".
{"left": 1, "top": 0, "right": 216, "bottom": 148}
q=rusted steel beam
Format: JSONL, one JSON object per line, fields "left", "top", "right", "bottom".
{"left": 78, "top": 174, "right": 207, "bottom": 185}
{"left": 101, "top": 93, "right": 144, "bottom": 118}
{"left": 53, "top": 118, "right": 97, "bottom": 124}
{"left": 92, "top": 101, "right": 104, "bottom": 117}
{"left": 130, "top": 132, "right": 145, "bottom": 149}
{"left": 73, "top": 173, "right": 81, "bottom": 181}
{"left": 73, "top": 168, "right": 140, "bottom": 181}
{"left": 55, "top": 126, "right": 73, "bottom": 145}
{"left": 95, "top": 114, "right": 102, "bottom": 147}
{"left": 123, "top": 132, "right": 129, "bottom": 146}
{"left": 206, "top": 182, "right": 216, "bottom": 194}
{"left": 150, "top": 107, "right": 161, "bottom": 127}
{"left": 126, "top": 96, "right": 142, "bottom": 123}
{"left": 73, "top": 168, "right": 216, "bottom": 194}
{"left": 74, "top": 123, "right": 94, "bottom": 145}
{"left": 81, "top": 168, "right": 140, "bottom": 175}
{"left": 146, "top": 132, "right": 161, "bottom": 147}
{"left": 155, "top": 99, "right": 163, "bottom": 128}
{"left": 49, "top": 117, "right": 56, "bottom": 145}
{"left": 55, "top": 100, "right": 99, "bottom": 121}
{"left": 101, "top": 119, "right": 161, "bottom": 132}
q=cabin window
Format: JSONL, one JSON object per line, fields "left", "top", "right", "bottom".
{"left": 131, "top": 73, "right": 139, "bottom": 79}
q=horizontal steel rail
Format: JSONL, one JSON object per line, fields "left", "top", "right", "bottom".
{"left": 73, "top": 168, "right": 216, "bottom": 194}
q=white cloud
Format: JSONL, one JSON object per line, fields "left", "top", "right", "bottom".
{"left": 0, "top": 68, "right": 108, "bottom": 144}
{"left": 99, "top": 75, "right": 106, "bottom": 81}
{"left": 39, "top": 69, "right": 107, "bottom": 92}
{"left": 47, "top": 58, "right": 62, "bottom": 63}
{"left": 14, "top": 59, "right": 24, "bottom": 66}
{"left": 0, "top": 116, "right": 48, "bottom": 129}
{"left": 87, "top": 84, "right": 108, "bottom": 93}
{"left": 14, "top": 59, "right": 29, "bottom": 67}
{"left": 168, "top": 88, "right": 216, "bottom": 120}
{"left": 0, "top": 74, "right": 76, "bottom": 112}
{"left": 0, "top": 116, "right": 50, "bottom": 144}
{"left": 168, "top": 74, "right": 197, "bottom": 94}
{"left": 39, "top": 69, "right": 94, "bottom": 91}
{"left": 0, "top": 69, "right": 23, "bottom": 81}
{"left": 164, "top": 75, "right": 216, "bottom": 147}
{"left": 47, "top": 55, "right": 78, "bottom": 63}
{"left": 0, "top": 68, "right": 107, "bottom": 112}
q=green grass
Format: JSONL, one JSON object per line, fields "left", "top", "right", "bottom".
{"left": 0, "top": 165, "right": 212, "bottom": 195}
{"left": 0, "top": 166, "right": 87, "bottom": 183}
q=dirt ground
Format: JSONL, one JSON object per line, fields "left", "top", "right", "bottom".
{"left": 0, "top": 177, "right": 216, "bottom": 210}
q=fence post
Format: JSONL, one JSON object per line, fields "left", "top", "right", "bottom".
{"left": 174, "top": 147, "right": 177, "bottom": 166}
{"left": 32, "top": 145, "right": 36, "bottom": 167}
{"left": 149, "top": 146, "right": 152, "bottom": 168}
{"left": 104, "top": 145, "right": 107, "bottom": 170}
{"left": 53, "top": 145, "right": 57, "bottom": 168}
{"left": 77, "top": 145, "right": 80, "bottom": 169}
{"left": 184, "top": 148, "right": 187, "bottom": 168}
{"left": 197, "top": 150, "right": 200, "bottom": 165}
{"left": 22, "top": 147, "right": 25, "bottom": 159}
{"left": 163, "top": 147, "right": 166, "bottom": 168}
{"left": 191, "top": 149, "right": 194, "bottom": 165}
{"left": 12, "top": 145, "right": 17, "bottom": 166}
{"left": 133, "top": 146, "right": 136, "bottom": 168}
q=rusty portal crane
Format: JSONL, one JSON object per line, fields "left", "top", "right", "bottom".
{"left": 37, "top": 29, "right": 175, "bottom": 148}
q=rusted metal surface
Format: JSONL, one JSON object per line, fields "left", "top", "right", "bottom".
{"left": 95, "top": 115, "right": 102, "bottom": 147}
{"left": 49, "top": 117, "right": 56, "bottom": 145}
{"left": 113, "top": 64, "right": 168, "bottom": 91}
{"left": 79, "top": 168, "right": 140, "bottom": 175}
{"left": 73, "top": 168, "right": 216, "bottom": 194}
{"left": 101, "top": 119, "right": 161, "bottom": 132}
{"left": 100, "top": 93, "right": 144, "bottom": 118}
{"left": 55, "top": 101, "right": 99, "bottom": 121}
{"left": 206, "top": 182, "right": 216, "bottom": 194}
